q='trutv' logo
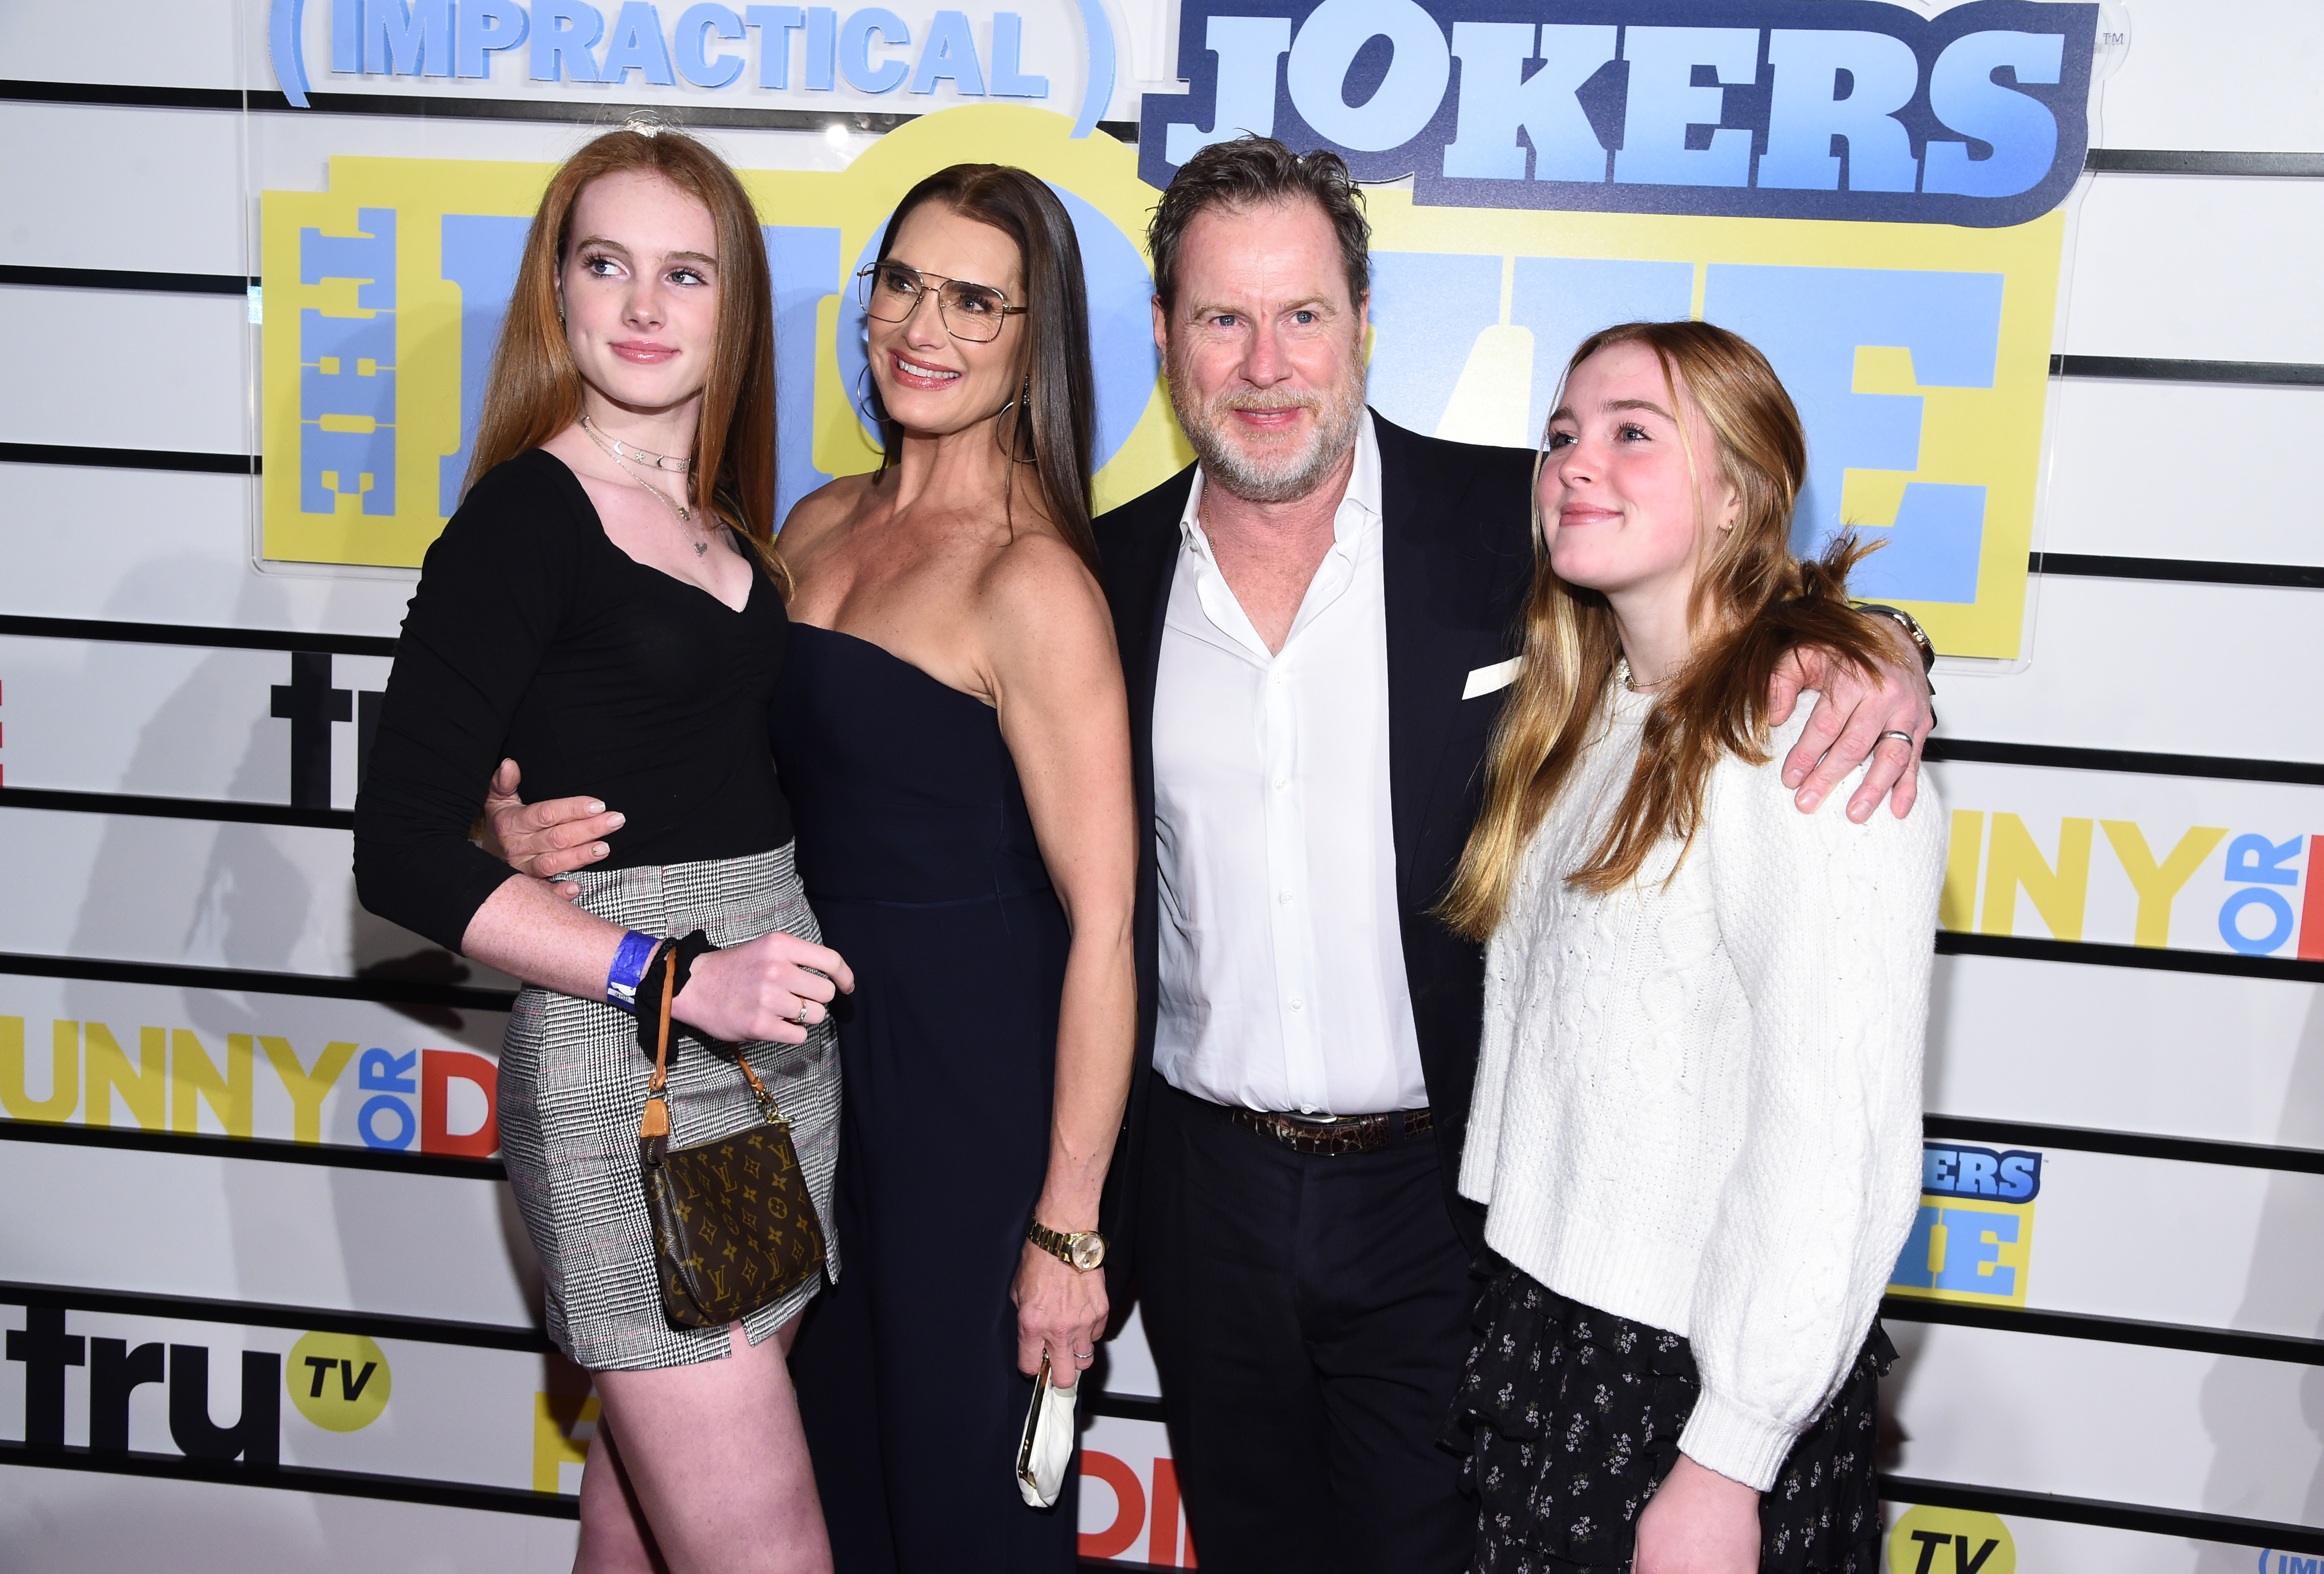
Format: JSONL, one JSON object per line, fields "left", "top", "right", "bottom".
{"left": 7, "top": 1308, "right": 279, "bottom": 1464}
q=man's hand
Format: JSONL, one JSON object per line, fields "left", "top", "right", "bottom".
{"left": 1634, "top": 1453, "right": 1761, "bottom": 1574}
{"left": 1012, "top": 1240, "right": 1109, "bottom": 1391}
{"left": 1765, "top": 618, "right": 1934, "bottom": 822}
{"left": 482, "top": 759, "right": 621, "bottom": 898}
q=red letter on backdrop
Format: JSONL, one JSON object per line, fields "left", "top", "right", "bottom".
{"left": 1078, "top": 1450, "right": 1146, "bottom": 1561}
{"left": 421, "top": 1049, "right": 500, "bottom": 1157}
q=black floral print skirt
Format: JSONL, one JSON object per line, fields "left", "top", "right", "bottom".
{"left": 1442, "top": 1257, "right": 1892, "bottom": 1574}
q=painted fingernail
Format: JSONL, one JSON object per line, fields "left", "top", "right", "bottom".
{"left": 605, "top": 813, "right": 625, "bottom": 828}
{"left": 593, "top": 844, "right": 609, "bottom": 858}
{"left": 586, "top": 801, "right": 605, "bottom": 814}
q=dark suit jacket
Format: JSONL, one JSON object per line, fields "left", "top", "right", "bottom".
{"left": 1094, "top": 411, "right": 1539, "bottom": 1298}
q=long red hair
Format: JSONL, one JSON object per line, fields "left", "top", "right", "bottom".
{"left": 463, "top": 127, "right": 783, "bottom": 585}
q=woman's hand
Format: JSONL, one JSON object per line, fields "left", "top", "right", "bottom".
{"left": 670, "top": 930, "right": 855, "bottom": 1045}
{"left": 482, "top": 759, "right": 622, "bottom": 897}
{"left": 1634, "top": 1453, "right": 1762, "bottom": 1574}
{"left": 1765, "top": 617, "right": 1934, "bottom": 822}
{"left": 1012, "top": 1240, "right": 1109, "bottom": 1391}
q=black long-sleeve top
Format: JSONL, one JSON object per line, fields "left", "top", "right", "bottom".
{"left": 354, "top": 449, "right": 794, "bottom": 954}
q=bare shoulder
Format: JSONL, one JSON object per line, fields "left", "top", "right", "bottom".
{"left": 978, "top": 527, "right": 1119, "bottom": 666}
{"left": 777, "top": 471, "right": 878, "bottom": 554}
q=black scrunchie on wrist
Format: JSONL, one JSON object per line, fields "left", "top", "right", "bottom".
{"left": 632, "top": 929, "right": 720, "bottom": 1059}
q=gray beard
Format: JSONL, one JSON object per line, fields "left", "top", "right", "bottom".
{"left": 1170, "top": 370, "right": 1366, "bottom": 507}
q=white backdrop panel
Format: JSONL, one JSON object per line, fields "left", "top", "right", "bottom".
{"left": 0, "top": 637, "right": 392, "bottom": 807}
{"left": 1886, "top": 1323, "right": 2324, "bottom": 1523}
{"left": 0, "top": 104, "right": 247, "bottom": 276}
{"left": 0, "top": 808, "right": 468, "bottom": 979}
{"left": 2043, "top": 379, "right": 2324, "bottom": 566}
{"left": 0, "top": 286, "right": 249, "bottom": 454}
{"left": 0, "top": 0, "right": 244, "bottom": 90}
{"left": 1927, "top": 955, "right": 2324, "bottom": 1149}
{"left": 0, "top": 465, "right": 418, "bottom": 633}
{"left": 1930, "top": 579, "right": 2324, "bottom": 760}
{"left": 0, "top": 1144, "right": 537, "bottom": 1326}
{"left": 2063, "top": 174, "right": 2324, "bottom": 364}
{"left": 0, "top": 1469, "right": 580, "bottom": 1574}
{"left": 2011, "top": 1148, "right": 2324, "bottom": 1337}
{"left": 2090, "top": 0, "right": 2324, "bottom": 155}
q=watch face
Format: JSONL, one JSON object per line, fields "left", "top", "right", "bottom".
{"left": 1070, "top": 1234, "right": 1106, "bottom": 1271}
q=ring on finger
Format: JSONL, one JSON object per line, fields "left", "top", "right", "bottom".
{"left": 1876, "top": 729, "right": 1915, "bottom": 748}
{"left": 1074, "top": 1349, "right": 1094, "bottom": 1363}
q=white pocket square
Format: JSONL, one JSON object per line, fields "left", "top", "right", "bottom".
{"left": 1462, "top": 658, "right": 1521, "bottom": 701}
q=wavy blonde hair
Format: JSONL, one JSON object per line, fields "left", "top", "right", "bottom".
{"left": 1440, "top": 321, "right": 1888, "bottom": 939}
{"left": 463, "top": 126, "right": 787, "bottom": 590}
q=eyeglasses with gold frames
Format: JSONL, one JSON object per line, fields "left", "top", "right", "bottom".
{"left": 856, "top": 262, "right": 1027, "bottom": 343}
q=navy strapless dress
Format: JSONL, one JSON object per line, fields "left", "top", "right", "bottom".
{"left": 773, "top": 624, "right": 1078, "bottom": 1573}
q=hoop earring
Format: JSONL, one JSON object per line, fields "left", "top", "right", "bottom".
{"left": 995, "top": 373, "right": 1036, "bottom": 465}
{"left": 854, "top": 363, "right": 888, "bottom": 430}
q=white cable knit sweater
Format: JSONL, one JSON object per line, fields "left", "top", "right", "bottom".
{"left": 1459, "top": 683, "right": 1945, "bottom": 1491}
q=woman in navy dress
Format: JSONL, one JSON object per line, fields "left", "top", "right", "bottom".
{"left": 491, "top": 164, "right": 1136, "bottom": 1573}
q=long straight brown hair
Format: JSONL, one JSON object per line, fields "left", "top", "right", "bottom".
{"left": 864, "top": 164, "right": 1100, "bottom": 574}
{"left": 463, "top": 126, "right": 784, "bottom": 585}
{"left": 1441, "top": 321, "right": 1890, "bottom": 939}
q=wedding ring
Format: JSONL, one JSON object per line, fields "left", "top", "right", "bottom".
{"left": 1876, "top": 730, "right": 1915, "bottom": 747}
{"left": 1074, "top": 1349, "right": 1094, "bottom": 1362}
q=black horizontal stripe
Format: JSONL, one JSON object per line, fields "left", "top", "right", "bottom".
{"left": 1087, "top": 1390, "right": 1167, "bottom": 1424}
{"left": 0, "top": 1117, "right": 506, "bottom": 1181}
{"left": 0, "top": 441, "right": 256, "bottom": 475}
{"left": 1923, "top": 737, "right": 2324, "bottom": 786}
{"left": 0, "top": 1280, "right": 550, "bottom": 1354}
{"left": 0, "top": 1440, "right": 578, "bottom": 1520}
{"left": 0, "top": 614, "right": 397, "bottom": 657}
{"left": 1937, "top": 930, "right": 2324, "bottom": 984}
{"left": 0, "top": 80, "right": 244, "bottom": 111}
{"left": 1880, "top": 1474, "right": 2324, "bottom": 1555}
{"left": 1883, "top": 1295, "right": 2324, "bottom": 1366}
{"left": 0, "top": 784, "right": 351, "bottom": 830}
{"left": 1922, "top": 1113, "right": 2324, "bottom": 1176}
{"left": 2086, "top": 148, "right": 2324, "bottom": 178}
{"left": 2053, "top": 353, "right": 2324, "bottom": 386}
{"left": 2029, "top": 552, "right": 2324, "bottom": 590}
{"left": 0, "top": 949, "right": 519, "bottom": 1011}
{"left": 0, "top": 263, "right": 251, "bottom": 295}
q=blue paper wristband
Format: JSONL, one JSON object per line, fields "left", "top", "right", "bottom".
{"left": 605, "top": 930, "right": 663, "bottom": 1015}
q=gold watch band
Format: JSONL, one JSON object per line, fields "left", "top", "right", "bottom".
{"left": 1027, "top": 1219, "right": 1106, "bottom": 1271}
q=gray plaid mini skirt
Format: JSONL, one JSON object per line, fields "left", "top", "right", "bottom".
{"left": 496, "top": 844, "right": 842, "bottom": 1371}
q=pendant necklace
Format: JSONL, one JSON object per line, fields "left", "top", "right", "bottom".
{"left": 579, "top": 414, "right": 709, "bottom": 552}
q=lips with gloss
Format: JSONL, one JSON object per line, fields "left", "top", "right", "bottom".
{"left": 887, "top": 350, "right": 963, "bottom": 390}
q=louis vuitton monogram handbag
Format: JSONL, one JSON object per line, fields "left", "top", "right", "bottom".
{"left": 636, "top": 950, "right": 827, "bottom": 1327}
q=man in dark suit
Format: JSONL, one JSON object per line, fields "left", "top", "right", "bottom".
{"left": 1092, "top": 137, "right": 1935, "bottom": 1574}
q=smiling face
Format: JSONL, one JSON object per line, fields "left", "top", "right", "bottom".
{"left": 866, "top": 202, "right": 1025, "bottom": 437}
{"left": 1541, "top": 339, "right": 1739, "bottom": 611}
{"left": 557, "top": 169, "right": 721, "bottom": 417}
{"left": 1157, "top": 197, "right": 1367, "bottom": 505}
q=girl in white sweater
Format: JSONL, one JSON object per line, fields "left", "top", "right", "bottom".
{"left": 1439, "top": 322, "right": 1946, "bottom": 1574}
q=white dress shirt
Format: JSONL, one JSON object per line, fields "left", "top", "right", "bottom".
{"left": 1150, "top": 412, "right": 1428, "bottom": 1115}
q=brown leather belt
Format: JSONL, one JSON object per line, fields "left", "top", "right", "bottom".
{"left": 1224, "top": 1105, "right": 1434, "bottom": 1157}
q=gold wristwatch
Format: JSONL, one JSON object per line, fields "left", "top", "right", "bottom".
{"left": 1027, "top": 1218, "right": 1107, "bottom": 1271}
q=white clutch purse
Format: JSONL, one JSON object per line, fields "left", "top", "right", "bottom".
{"left": 1016, "top": 1351, "right": 1080, "bottom": 1508}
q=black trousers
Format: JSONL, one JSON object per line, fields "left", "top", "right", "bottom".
{"left": 1137, "top": 1083, "right": 1476, "bottom": 1574}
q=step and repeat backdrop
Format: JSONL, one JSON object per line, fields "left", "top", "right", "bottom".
{"left": 2, "top": 0, "right": 2322, "bottom": 1568}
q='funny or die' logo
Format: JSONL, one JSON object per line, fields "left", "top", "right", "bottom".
{"left": 1142, "top": 0, "right": 2097, "bottom": 226}
{"left": 0, "top": 1016, "right": 500, "bottom": 1158}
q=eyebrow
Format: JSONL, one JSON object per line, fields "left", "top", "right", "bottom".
{"left": 1547, "top": 396, "right": 1676, "bottom": 424}
{"left": 1184, "top": 294, "right": 1338, "bottom": 322}
{"left": 572, "top": 236, "right": 718, "bottom": 267}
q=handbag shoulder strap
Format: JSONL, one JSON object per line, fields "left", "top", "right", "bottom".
{"left": 634, "top": 949, "right": 787, "bottom": 1137}
{"left": 638, "top": 950, "right": 675, "bottom": 1141}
